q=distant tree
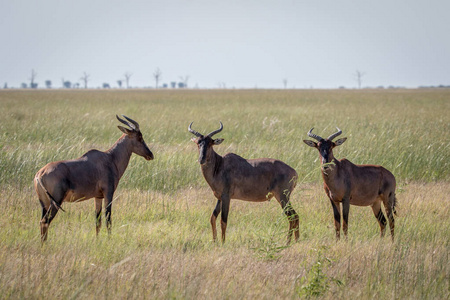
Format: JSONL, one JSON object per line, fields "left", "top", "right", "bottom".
{"left": 153, "top": 68, "right": 162, "bottom": 88}
{"left": 21, "top": 83, "right": 28, "bottom": 89}
{"left": 80, "top": 72, "right": 90, "bottom": 89}
{"left": 103, "top": 83, "right": 110, "bottom": 89}
{"left": 45, "top": 80, "right": 52, "bottom": 89}
{"left": 124, "top": 72, "right": 132, "bottom": 88}
{"left": 29, "top": 69, "right": 37, "bottom": 89}
{"left": 177, "top": 82, "right": 185, "bottom": 88}
{"left": 61, "top": 78, "right": 72, "bottom": 89}
{"left": 283, "top": 78, "right": 288, "bottom": 89}
{"left": 217, "top": 82, "right": 226, "bottom": 89}
{"left": 3, "top": 83, "right": 7, "bottom": 89}
{"left": 117, "top": 80, "right": 122, "bottom": 88}
{"left": 354, "top": 70, "right": 365, "bottom": 89}
{"left": 179, "top": 75, "right": 189, "bottom": 88}
{"left": 73, "top": 82, "right": 80, "bottom": 88}
{"left": 170, "top": 82, "right": 176, "bottom": 89}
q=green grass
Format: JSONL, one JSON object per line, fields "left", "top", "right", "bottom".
{"left": 0, "top": 89, "right": 449, "bottom": 299}
{"left": 1, "top": 89, "right": 449, "bottom": 190}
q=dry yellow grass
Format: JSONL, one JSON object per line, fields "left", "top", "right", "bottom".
{"left": 0, "top": 182, "right": 448, "bottom": 299}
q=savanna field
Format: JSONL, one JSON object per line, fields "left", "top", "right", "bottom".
{"left": 0, "top": 89, "right": 449, "bottom": 299}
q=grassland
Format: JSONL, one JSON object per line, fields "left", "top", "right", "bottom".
{"left": 0, "top": 89, "right": 449, "bottom": 299}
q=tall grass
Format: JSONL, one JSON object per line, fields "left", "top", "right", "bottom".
{"left": 1, "top": 89, "right": 449, "bottom": 191}
{"left": 0, "top": 89, "right": 449, "bottom": 299}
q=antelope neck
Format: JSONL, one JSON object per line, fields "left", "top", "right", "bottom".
{"left": 201, "top": 150, "right": 223, "bottom": 178}
{"left": 321, "top": 158, "right": 339, "bottom": 180}
{"left": 107, "top": 135, "right": 133, "bottom": 180}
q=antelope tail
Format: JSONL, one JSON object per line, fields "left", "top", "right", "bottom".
{"left": 393, "top": 193, "right": 397, "bottom": 216}
{"left": 390, "top": 192, "right": 397, "bottom": 216}
{"left": 36, "top": 177, "right": 66, "bottom": 213}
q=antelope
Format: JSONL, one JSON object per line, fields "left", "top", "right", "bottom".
{"left": 34, "top": 115, "right": 154, "bottom": 242}
{"left": 303, "top": 127, "right": 397, "bottom": 240}
{"left": 189, "top": 122, "right": 300, "bottom": 244}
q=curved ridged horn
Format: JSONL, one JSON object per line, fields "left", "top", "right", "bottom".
{"left": 307, "top": 128, "right": 324, "bottom": 142}
{"left": 207, "top": 121, "right": 223, "bottom": 137}
{"left": 327, "top": 127, "right": 342, "bottom": 141}
{"left": 122, "top": 115, "right": 140, "bottom": 131}
{"left": 116, "top": 115, "right": 138, "bottom": 131}
{"left": 188, "top": 122, "right": 202, "bottom": 137}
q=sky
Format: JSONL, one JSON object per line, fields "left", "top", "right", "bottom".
{"left": 1, "top": 0, "right": 449, "bottom": 89}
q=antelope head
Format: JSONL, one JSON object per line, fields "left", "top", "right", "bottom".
{"left": 188, "top": 121, "right": 224, "bottom": 165}
{"left": 303, "top": 127, "right": 347, "bottom": 169}
{"left": 116, "top": 115, "right": 154, "bottom": 160}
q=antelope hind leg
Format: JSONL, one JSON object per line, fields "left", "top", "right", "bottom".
{"left": 384, "top": 193, "right": 396, "bottom": 240}
{"left": 371, "top": 200, "right": 387, "bottom": 237}
{"left": 275, "top": 192, "right": 300, "bottom": 244}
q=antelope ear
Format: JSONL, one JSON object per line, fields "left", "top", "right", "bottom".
{"left": 191, "top": 137, "right": 198, "bottom": 143}
{"left": 213, "top": 138, "right": 224, "bottom": 145}
{"left": 303, "top": 140, "right": 317, "bottom": 148}
{"left": 118, "top": 126, "right": 132, "bottom": 135}
{"left": 334, "top": 138, "right": 347, "bottom": 146}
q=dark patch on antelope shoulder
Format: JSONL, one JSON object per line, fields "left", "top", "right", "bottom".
{"left": 269, "top": 176, "right": 280, "bottom": 191}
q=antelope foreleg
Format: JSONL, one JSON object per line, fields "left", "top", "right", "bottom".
{"left": 342, "top": 198, "right": 350, "bottom": 239}
{"left": 220, "top": 196, "right": 230, "bottom": 243}
{"left": 330, "top": 200, "right": 341, "bottom": 240}
{"left": 104, "top": 192, "right": 114, "bottom": 236}
{"left": 210, "top": 199, "right": 221, "bottom": 242}
{"left": 220, "top": 219, "right": 227, "bottom": 243}
{"left": 95, "top": 198, "right": 102, "bottom": 235}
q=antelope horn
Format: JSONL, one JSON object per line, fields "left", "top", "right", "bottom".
{"left": 207, "top": 121, "right": 223, "bottom": 137}
{"left": 116, "top": 115, "right": 137, "bottom": 130}
{"left": 122, "top": 115, "right": 140, "bottom": 131}
{"left": 188, "top": 122, "right": 202, "bottom": 137}
{"left": 327, "top": 127, "right": 342, "bottom": 141}
{"left": 307, "top": 128, "right": 324, "bottom": 142}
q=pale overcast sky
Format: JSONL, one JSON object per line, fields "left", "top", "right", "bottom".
{"left": 1, "top": 0, "right": 449, "bottom": 89}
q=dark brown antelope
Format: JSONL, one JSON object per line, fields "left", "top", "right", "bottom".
{"left": 303, "top": 127, "right": 397, "bottom": 240}
{"left": 34, "top": 115, "right": 154, "bottom": 242}
{"left": 189, "top": 122, "right": 300, "bottom": 244}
